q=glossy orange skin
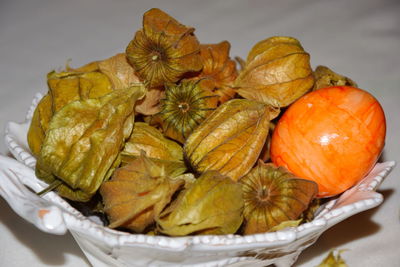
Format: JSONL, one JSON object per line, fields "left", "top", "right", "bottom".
{"left": 270, "top": 86, "right": 386, "bottom": 197}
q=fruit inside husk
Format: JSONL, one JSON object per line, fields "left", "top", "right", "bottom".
{"left": 240, "top": 161, "right": 318, "bottom": 234}
{"left": 156, "top": 170, "right": 243, "bottom": 236}
{"left": 184, "top": 98, "right": 279, "bottom": 181}
{"left": 100, "top": 152, "right": 193, "bottom": 232}
{"left": 234, "top": 36, "right": 314, "bottom": 107}
{"left": 125, "top": 8, "right": 202, "bottom": 88}
{"left": 122, "top": 122, "right": 184, "bottom": 162}
{"left": 157, "top": 79, "right": 218, "bottom": 143}
{"left": 36, "top": 85, "right": 145, "bottom": 202}
{"left": 193, "top": 41, "right": 238, "bottom": 104}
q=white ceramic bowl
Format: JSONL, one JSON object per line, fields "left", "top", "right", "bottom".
{"left": 0, "top": 93, "right": 395, "bottom": 267}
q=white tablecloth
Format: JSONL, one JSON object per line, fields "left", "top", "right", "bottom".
{"left": 1, "top": 0, "right": 399, "bottom": 266}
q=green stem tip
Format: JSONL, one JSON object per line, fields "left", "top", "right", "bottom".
{"left": 37, "top": 179, "right": 63, "bottom": 196}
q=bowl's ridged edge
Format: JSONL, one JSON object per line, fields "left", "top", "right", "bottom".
{"left": 4, "top": 92, "right": 42, "bottom": 168}
{"left": 26, "top": 92, "right": 44, "bottom": 121}
{"left": 4, "top": 125, "right": 36, "bottom": 168}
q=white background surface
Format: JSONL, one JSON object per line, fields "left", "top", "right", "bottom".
{"left": 1, "top": 0, "right": 399, "bottom": 266}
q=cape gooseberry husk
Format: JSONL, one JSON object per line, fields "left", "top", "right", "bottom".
{"left": 313, "top": 65, "right": 358, "bottom": 91}
{"left": 240, "top": 161, "right": 318, "bottom": 235}
{"left": 36, "top": 85, "right": 145, "bottom": 202}
{"left": 194, "top": 41, "right": 238, "bottom": 104}
{"left": 158, "top": 79, "right": 218, "bottom": 143}
{"left": 235, "top": 36, "right": 314, "bottom": 107}
{"left": 28, "top": 67, "right": 115, "bottom": 157}
{"left": 156, "top": 170, "right": 244, "bottom": 236}
{"left": 184, "top": 99, "right": 279, "bottom": 182}
{"left": 27, "top": 94, "right": 53, "bottom": 157}
{"left": 126, "top": 8, "right": 203, "bottom": 88}
{"left": 100, "top": 153, "right": 193, "bottom": 233}
{"left": 121, "top": 122, "right": 184, "bottom": 162}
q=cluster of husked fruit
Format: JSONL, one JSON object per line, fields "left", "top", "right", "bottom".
{"left": 27, "top": 8, "right": 386, "bottom": 236}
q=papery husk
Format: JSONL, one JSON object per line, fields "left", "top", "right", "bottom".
{"left": 65, "top": 54, "right": 141, "bottom": 92}
{"left": 120, "top": 156, "right": 187, "bottom": 178}
{"left": 156, "top": 170, "right": 243, "bottom": 236}
{"left": 235, "top": 36, "right": 314, "bottom": 107}
{"left": 27, "top": 67, "right": 114, "bottom": 157}
{"left": 158, "top": 79, "right": 218, "bottom": 144}
{"left": 246, "top": 36, "right": 301, "bottom": 62}
{"left": 97, "top": 53, "right": 141, "bottom": 89}
{"left": 37, "top": 85, "right": 146, "bottom": 201}
{"left": 30, "top": 61, "right": 124, "bottom": 168}
{"left": 69, "top": 55, "right": 154, "bottom": 113}
{"left": 100, "top": 153, "right": 193, "bottom": 232}
{"left": 184, "top": 99, "right": 279, "bottom": 181}
{"left": 97, "top": 53, "right": 163, "bottom": 115}
{"left": 27, "top": 94, "right": 53, "bottom": 157}
{"left": 47, "top": 70, "right": 114, "bottom": 112}
{"left": 134, "top": 87, "right": 164, "bottom": 115}
{"left": 317, "top": 249, "right": 348, "bottom": 267}
{"left": 65, "top": 60, "right": 100, "bottom": 73}
{"left": 126, "top": 8, "right": 202, "bottom": 88}
{"left": 194, "top": 41, "right": 238, "bottom": 103}
{"left": 313, "top": 65, "right": 357, "bottom": 90}
{"left": 240, "top": 161, "right": 318, "bottom": 234}
{"left": 122, "top": 122, "right": 184, "bottom": 161}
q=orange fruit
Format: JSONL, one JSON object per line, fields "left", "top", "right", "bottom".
{"left": 270, "top": 86, "right": 386, "bottom": 197}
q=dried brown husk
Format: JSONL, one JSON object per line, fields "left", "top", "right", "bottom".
{"left": 235, "top": 36, "right": 314, "bottom": 107}
{"left": 240, "top": 161, "right": 318, "bottom": 234}
{"left": 126, "top": 8, "right": 203, "bottom": 88}
{"left": 184, "top": 99, "right": 279, "bottom": 181}
{"left": 313, "top": 65, "right": 357, "bottom": 90}
{"left": 194, "top": 41, "right": 238, "bottom": 103}
{"left": 157, "top": 79, "right": 218, "bottom": 144}
{"left": 97, "top": 53, "right": 163, "bottom": 115}
{"left": 65, "top": 54, "right": 140, "bottom": 91}
{"left": 100, "top": 153, "right": 193, "bottom": 233}
{"left": 97, "top": 53, "right": 141, "bottom": 90}
{"left": 134, "top": 87, "right": 164, "bottom": 115}
{"left": 37, "top": 85, "right": 146, "bottom": 201}
{"left": 156, "top": 170, "right": 243, "bottom": 236}
{"left": 121, "top": 122, "right": 184, "bottom": 161}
